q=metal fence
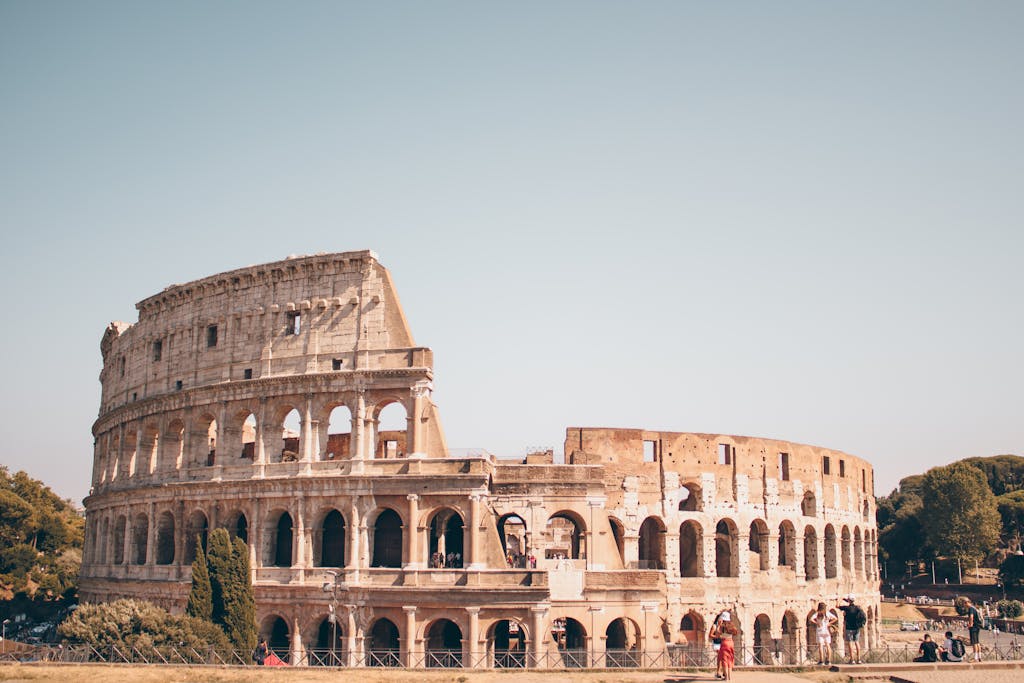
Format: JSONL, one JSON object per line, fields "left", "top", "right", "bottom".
{"left": 4, "top": 642, "right": 1024, "bottom": 668}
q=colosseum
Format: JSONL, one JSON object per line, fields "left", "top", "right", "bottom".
{"left": 80, "top": 250, "right": 880, "bottom": 668}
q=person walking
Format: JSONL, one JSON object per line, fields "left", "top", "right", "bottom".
{"left": 809, "top": 601, "right": 838, "bottom": 665}
{"left": 714, "top": 611, "right": 737, "bottom": 680}
{"left": 708, "top": 612, "right": 724, "bottom": 679}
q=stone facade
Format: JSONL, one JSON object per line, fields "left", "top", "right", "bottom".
{"left": 81, "top": 250, "right": 880, "bottom": 668}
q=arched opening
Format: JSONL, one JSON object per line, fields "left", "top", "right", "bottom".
{"left": 155, "top": 511, "right": 175, "bottom": 565}
{"left": 679, "top": 520, "right": 703, "bottom": 577}
{"left": 781, "top": 611, "right": 800, "bottom": 665}
{"left": 605, "top": 617, "right": 641, "bottom": 667}
{"left": 425, "top": 619, "right": 463, "bottom": 668}
{"left": 313, "top": 615, "right": 345, "bottom": 666}
{"left": 678, "top": 482, "right": 702, "bottom": 512}
{"left": 131, "top": 513, "right": 148, "bottom": 565}
{"left": 138, "top": 424, "right": 159, "bottom": 476}
{"left": 802, "top": 491, "right": 817, "bottom": 517}
{"left": 841, "top": 526, "right": 852, "bottom": 572}
{"left": 547, "top": 512, "right": 585, "bottom": 560}
{"left": 862, "top": 500, "right": 870, "bottom": 522}
{"left": 778, "top": 520, "right": 797, "bottom": 571}
{"left": 804, "top": 526, "right": 819, "bottom": 580}
{"left": 371, "top": 509, "right": 403, "bottom": 568}
{"left": 638, "top": 516, "right": 666, "bottom": 570}
{"left": 372, "top": 401, "right": 407, "bottom": 459}
{"left": 124, "top": 430, "right": 138, "bottom": 477}
{"left": 428, "top": 509, "right": 464, "bottom": 568}
{"left": 163, "top": 420, "right": 185, "bottom": 471}
{"left": 98, "top": 518, "right": 109, "bottom": 564}
{"left": 226, "top": 510, "right": 248, "bottom": 544}
{"left": 324, "top": 404, "right": 353, "bottom": 460}
{"left": 112, "top": 516, "right": 126, "bottom": 564}
{"left": 108, "top": 432, "right": 120, "bottom": 480}
{"left": 753, "top": 614, "right": 772, "bottom": 665}
{"left": 552, "top": 617, "right": 587, "bottom": 668}
{"left": 824, "top": 524, "right": 838, "bottom": 579}
{"left": 241, "top": 413, "right": 256, "bottom": 460}
{"left": 317, "top": 509, "right": 346, "bottom": 567}
{"left": 262, "top": 616, "right": 290, "bottom": 661}
{"left": 280, "top": 408, "right": 301, "bottom": 462}
{"left": 608, "top": 517, "right": 626, "bottom": 567}
{"left": 676, "top": 611, "right": 705, "bottom": 665}
{"left": 498, "top": 514, "right": 528, "bottom": 567}
{"left": 184, "top": 510, "right": 209, "bottom": 564}
{"left": 854, "top": 527, "right": 864, "bottom": 573}
{"left": 749, "top": 519, "right": 770, "bottom": 572}
{"left": 488, "top": 619, "right": 526, "bottom": 668}
{"left": 367, "top": 618, "right": 400, "bottom": 667}
{"left": 715, "top": 519, "right": 738, "bottom": 577}
{"left": 270, "top": 511, "right": 293, "bottom": 567}
{"left": 192, "top": 414, "right": 217, "bottom": 467}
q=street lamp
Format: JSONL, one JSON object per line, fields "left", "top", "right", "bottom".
{"left": 2, "top": 618, "right": 10, "bottom": 642}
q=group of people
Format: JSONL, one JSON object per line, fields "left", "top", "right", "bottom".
{"left": 914, "top": 596, "right": 984, "bottom": 663}
{"left": 809, "top": 595, "right": 867, "bottom": 665}
{"left": 505, "top": 551, "right": 537, "bottom": 569}
{"left": 429, "top": 551, "right": 463, "bottom": 568}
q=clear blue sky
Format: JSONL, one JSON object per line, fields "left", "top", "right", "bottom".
{"left": 2, "top": 2, "right": 1021, "bottom": 504}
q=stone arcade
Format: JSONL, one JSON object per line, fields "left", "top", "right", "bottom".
{"left": 80, "top": 250, "right": 880, "bottom": 668}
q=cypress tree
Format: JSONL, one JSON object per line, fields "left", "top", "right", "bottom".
{"left": 206, "top": 528, "right": 233, "bottom": 630}
{"left": 205, "top": 528, "right": 257, "bottom": 652}
{"left": 186, "top": 538, "right": 213, "bottom": 622}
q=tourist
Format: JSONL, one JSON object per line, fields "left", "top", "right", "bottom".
{"left": 809, "top": 601, "right": 837, "bottom": 665}
{"left": 708, "top": 612, "right": 723, "bottom": 678}
{"left": 942, "top": 631, "right": 965, "bottom": 662}
{"left": 913, "top": 633, "right": 939, "bottom": 662}
{"left": 252, "top": 636, "right": 268, "bottom": 665}
{"left": 965, "top": 597, "right": 983, "bottom": 661}
{"left": 714, "top": 611, "right": 737, "bottom": 680}
{"left": 837, "top": 594, "right": 866, "bottom": 664}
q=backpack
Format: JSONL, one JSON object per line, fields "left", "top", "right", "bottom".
{"left": 848, "top": 605, "right": 866, "bottom": 630}
{"left": 950, "top": 638, "right": 966, "bottom": 658}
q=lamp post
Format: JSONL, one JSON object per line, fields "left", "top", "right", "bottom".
{"left": 2, "top": 618, "right": 10, "bottom": 642}
{"left": 322, "top": 570, "right": 339, "bottom": 665}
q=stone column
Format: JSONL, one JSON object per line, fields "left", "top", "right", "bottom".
{"left": 767, "top": 531, "right": 780, "bottom": 577}
{"left": 175, "top": 500, "right": 186, "bottom": 577}
{"left": 408, "top": 381, "right": 431, "bottom": 457}
{"left": 405, "top": 494, "right": 420, "bottom": 569}
{"left": 289, "top": 616, "right": 303, "bottom": 665}
{"left": 402, "top": 606, "right": 418, "bottom": 667}
{"left": 467, "top": 493, "right": 483, "bottom": 570}
{"left": 294, "top": 499, "right": 306, "bottom": 570}
{"left": 737, "top": 529, "right": 750, "bottom": 578}
{"left": 351, "top": 391, "right": 366, "bottom": 460}
{"left": 250, "top": 499, "right": 260, "bottom": 577}
{"left": 344, "top": 604, "right": 359, "bottom": 667}
{"left": 255, "top": 398, "right": 267, "bottom": 470}
{"left": 466, "top": 606, "right": 480, "bottom": 668}
{"left": 301, "top": 395, "right": 314, "bottom": 466}
{"left": 348, "top": 503, "right": 361, "bottom": 574}
{"left": 530, "top": 605, "right": 549, "bottom": 668}
{"left": 146, "top": 501, "right": 156, "bottom": 565}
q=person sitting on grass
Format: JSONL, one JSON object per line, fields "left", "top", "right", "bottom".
{"left": 913, "top": 633, "right": 939, "bottom": 663}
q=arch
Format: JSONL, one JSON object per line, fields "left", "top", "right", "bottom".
{"left": 109, "top": 432, "right": 121, "bottom": 480}
{"left": 824, "top": 524, "right": 838, "bottom": 579}
{"left": 163, "top": 419, "right": 185, "bottom": 471}
{"left": 679, "top": 520, "right": 703, "bottom": 577}
{"left": 261, "top": 615, "right": 290, "bottom": 661}
{"left": 781, "top": 611, "right": 800, "bottom": 665}
{"left": 323, "top": 403, "right": 353, "bottom": 460}
{"left": 155, "top": 511, "right": 175, "bottom": 565}
{"left": 748, "top": 519, "right": 770, "bottom": 572}
{"left": 638, "top": 516, "right": 666, "bottom": 570}
{"left": 551, "top": 617, "right": 587, "bottom": 668}
{"left": 367, "top": 617, "right": 400, "bottom": 667}
{"left": 854, "top": 527, "right": 864, "bottom": 573}
{"left": 313, "top": 614, "right": 345, "bottom": 666}
{"left": 138, "top": 423, "right": 160, "bottom": 476}
{"left": 678, "top": 482, "right": 703, "bottom": 512}
{"left": 225, "top": 510, "right": 248, "bottom": 544}
{"left": 193, "top": 413, "right": 217, "bottom": 467}
{"left": 605, "top": 617, "right": 641, "bottom": 667}
{"left": 862, "top": 500, "right": 871, "bottom": 522}
{"left": 715, "top": 519, "right": 738, "bottom": 578}
{"left": 267, "top": 511, "right": 293, "bottom": 567}
{"left": 372, "top": 400, "right": 408, "bottom": 459}
{"left": 428, "top": 508, "right": 464, "bottom": 568}
{"left": 841, "top": 526, "right": 852, "bottom": 571}
{"left": 608, "top": 516, "right": 626, "bottom": 567}
{"left": 239, "top": 412, "right": 257, "bottom": 460}
{"left": 804, "top": 525, "right": 819, "bottom": 579}
{"left": 802, "top": 490, "right": 817, "bottom": 517}
{"left": 112, "top": 515, "right": 126, "bottom": 564}
{"left": 425, "top": 618, "right": 463, "bottom": 668}
{"left": 371, "top": 508, "right": 403, "bottom": 568}
{"left": 317, "top": 509, "right": 346, "bottom": 567}
{"left": 279, "top": 407, "right": 302, "bottom": 462}
{"left": 98, "top": 517, "right": 109, "bottom": 564}
{"left": 498, "top": 513, "right": 528, "bottom": 565}
{"left": 131, "top": 513, "right": 148, "bottom": 565}
{"left": 547, "top": 511, "right": 586, "bottom": 560}
{"left": 679, "top": 610, "right": 705, "bottom": 646}
{"left": 488, "top": 619, "right": 527, "bottom": 668}
{"left": 184, "top": 510, "right": 209, "bottom": 564}
{"left": 778, "top": 520, "right": 797, "bottom": 571}
{"left": 123, "top": 430, "right": 138, "bottom": 477}
{"left": 753, "top": 613, "right": 772, "bottom": 665}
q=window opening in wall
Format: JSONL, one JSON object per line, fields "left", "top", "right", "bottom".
{"left": 120, "top": 356, "right": 126, "bottom": 376}
{"left": 638, "top": 440, "right": 655, "bottom": 462}
{"left": 243, "top": 368, "right": 253, "bottom": 380}
{"left": 332, "top": 358, "right": 343, "bottom": 371}
{"left": 718, "top": 443, "right": 732, "bottom": 466}
{"left": 383, "top": 440, "right": 399, "bottom": 459}
{"left": 286, "top": 311, "right": 301, "bottom": 335}
{"left": 840, "top": 459, "right": 846, "bottom": 477}
{"left": 779, "top": 452, "right": 790, "bottom": 481}
{"left": 823, "top": 456, "right": 831, "bottom": 475}
{"left": 153, "top": 340, "right": 162, "bottom": 361}
{"left": 175, "top": 380, "right": 183, "bottom": 391}
{"left": 862, "top": 469, "right": 866, "bottom": 491}
{"left": 206, "top": 325, "right": 218, "bottom": 348}
{"left": 132, "top": 392, "right": 137, "bottom": 402}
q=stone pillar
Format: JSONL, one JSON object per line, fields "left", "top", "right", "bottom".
{"left": 586, "top": 497, "right": 604, "bottom": 570}
{"left": 175, "top": 500, "right": 186, "bottom": 576}
{"left": 345, "top": 604, "right": 359, "bottom": 667}
{"left": 737, "top": 529, "right": 750, "bottom": 578}
{"left": 289, "top": 616, "right": 303, "bottom": 665}
{"left": 146, "top": 501, "right": 156, "bottom": 565}
{"left": 467, "top": 493, "right": 483, "bottom": 570}
{"left": 301, "top": 395, "right": 314, "bottom": 465}
{"left": 294, "top": 500, "right": 306, "bottom": 570}
{"left": 255, "top": 399, "right": 267, "bottom": 469}
{"left": 530, "top": 605, "right": 549, "bottom": 668}
{"left": 405, "top": 494, "right": 420, "bottom": 569}
{"left": 408, "top": 381, "right": 430, "bottom": 457}
{"left": 121, "top": 504, "right": 131, "bottom": 565}
{"left": 302, "top": 499, "right": 314, "bottom": 569}
{"left": 348, "top": 503, "right": 361, "bottom": 574}
{"left": 466, "top": 606, "right": 480, "bottom": 668}
{"left": 794, "top": 527, "right": 806, "bottom": 581}
{"left": 402, "top": 606, "right": 417, "bottom": 667}
{"left": 624, "top": 533, "right": 640, "bottom": 570}
{"left": 351, "top": 392, "right": 366, "bottom": 460}
{"left": 365, "top": 418, "right": 379, "bottom": 459}
{"left": 250, "top": 499, "right": 261, "bottom": 575}
{"left": 767, "top": 531, "right": 780, "bottom": 577}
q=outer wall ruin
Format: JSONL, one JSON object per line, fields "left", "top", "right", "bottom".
{"left": 80, "top": 251, "right": 880, "bottom": 667}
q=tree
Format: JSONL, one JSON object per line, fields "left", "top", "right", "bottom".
{"left": 58, "top": 599, "right": 230, "bottom": 653}
{"left": 876, "top": 486, "right": 929, "bottom": 576}
{"left": 205, "top": 528, "right": 256, "bottom": 652}
{"left": 186, "top": 539, "right": 212, "bottom": 622}
{"left": 920, "top": 462, "right": 1001, "bottom": 564}
{"left": 997, "top": 490, "right": 1024, "bottom": 548}
{"left": 999, "top": 554, "right": 1024, "bottom": 589}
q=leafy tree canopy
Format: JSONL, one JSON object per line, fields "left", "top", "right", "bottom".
{"left": 919, "top": 462, "right": 1001, "bottom": 562}
{"left": 59, "top": 599, "right": 231, "bottom": 652}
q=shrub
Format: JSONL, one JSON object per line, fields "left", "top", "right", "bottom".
{"left": 59, "top": 599, "right": 231, "bottom": 652}
{"left": 996, "top": 599, "right": 1023, "bottom": 619}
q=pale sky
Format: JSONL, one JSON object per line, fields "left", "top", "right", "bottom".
{"left": 1, "top": 2, "right": 1021, "bottom": 504}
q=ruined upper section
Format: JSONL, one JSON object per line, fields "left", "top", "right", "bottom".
{"left": 98, "top": 251, "right": 432, "bottom": 416}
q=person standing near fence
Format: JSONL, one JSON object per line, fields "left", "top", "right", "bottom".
{"left": 837, "top": 594, "right": 866, "bottom": 665}
{"left": 809, "top": 602, "right": 838, "bottom": 665}
{"left": 965, "top": 597, "right": 983, "bottom": 662}
{"left": 713, "top": 611, "right": 737, "bottom": 681}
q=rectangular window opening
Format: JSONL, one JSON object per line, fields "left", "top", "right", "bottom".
{"left": 332, "top": 358, "right": 343, "bottom": 371}
{"left": 823, "top": 456, "right": 831, "bottom": 475}
{"left": 718, "top": 443, "right": 732, "bottom": 466}
{"left": 286, "top": 311, "right": 301, "bottom": 335}
{"left": 206, "top": 324, "right": 218, "bottom": 348}
{"left": 120, "top": 356, "right": 126, "bottom": 376}
{"left": 175, "top": 380, "right": 183, "bottom": 391}
{"left": 243, "top": 368, "right": 253, "bottom": 380}
{"left": 779, "top": 452, "right": 790, "bottom": 481}
{"left": 862, "top": 469, "right": 866, "bottom": 491}
{"left": 153, "top": 340, "right": 162, "bottom": 362}
{"left": 643, "top": 440, "right": 657, "bottom": 463}
{"left": 839, "top": 459, "right": 846, "bottom": 477}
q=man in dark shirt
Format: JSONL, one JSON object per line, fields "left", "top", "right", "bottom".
{"left": 913, "top": 633, "right": 939, "bottom": 662}
{"left": 965, "top": 597, "right": 983, "bottom": 661}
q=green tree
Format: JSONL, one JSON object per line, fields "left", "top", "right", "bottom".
{"left": 186, "top": 539, "right": 212, "bottom": 621}
{"left": 58, "top": 599, "right": 231, "bottom": 652}
{"left": 876, "top": 486, "right": 929, "bottom": 576}
{"left": 997, "top": 490, "right": 1024, "bottom": 547}
{"left": 205, "top": 529, "right": 256, "bottom": 652}
{"left": 999, "top": 553, "right": 1024, "bottom": 589}
{"left": 920, "top": 462, "right": 1001, "bottom": 563}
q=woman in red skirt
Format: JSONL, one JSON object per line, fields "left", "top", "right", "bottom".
{"left": 713, "top": 611, "right": 737, "bottom": 680}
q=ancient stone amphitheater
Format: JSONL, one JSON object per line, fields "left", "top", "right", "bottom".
{"left": 80, "top": 250, "right": 880, "bottom": 668}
